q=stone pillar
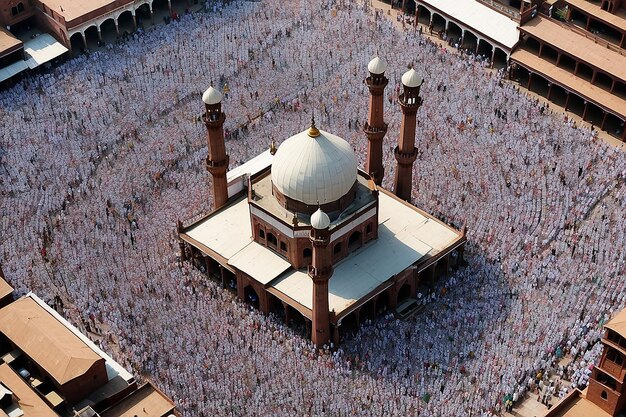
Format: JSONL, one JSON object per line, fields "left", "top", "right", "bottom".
{"left": 582, "top": 101, "right": 589, "bottom": 121}
{"left": 97, "top": 27, "right": 102, "bottom": 42}
{"left": 308, "top": 209, "right": 333, "bottom": 348}
{"left": 115, "top": 21, "right": 120, "bottom": 35}
{"left": 547, "top": 82, "right": 553, "bottom": 101}
{"left": 332, "top": 325, "right": 340, "bottom": 346}
{"left": 601, "top": 111, "right": 608, "bottom": 130}
{"left": 527, "top": 72, "right": 534, "bottom": 90}
{"left": 132, "top": 12, "right": 137, "bottom": 29}
{"left": 565, "top": 92, "right": 571, "bottom": 111}
{"left": 202, "top": 86, "right": 229, "bottom": 210}
{"left": 394, "top": 68, "right": 423, "bottom": 201}
{"left": 363, "top": 57, "right": 389, "bottom": 185}
{"left": 81, "top": 32, "right": 88, "bottom": 49}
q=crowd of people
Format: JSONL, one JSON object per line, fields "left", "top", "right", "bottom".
{"left": 1, "top": 0, "right": 625, "bottom": 415}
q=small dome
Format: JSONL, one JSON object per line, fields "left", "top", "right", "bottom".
{"left": 401, "top": 68, "right": 422, "bottom": 88}
{"left": 311, "top": 208, "right": 331, "bottom": 230}
{"left": 367, "top": 56, "right": 387, "bottom": 75}
{"left": 271, "top": 127, "right": 357, "bottom": 206}
{"left": 202, "top": 86, "right": 222, "bottom": 105}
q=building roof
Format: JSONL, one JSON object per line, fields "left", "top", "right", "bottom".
{"left": 605, "top": 308, "right": 626, "bottom": 337}
{"left": 565, "top": 0, "right": 626, "bottom": 33}
{"left": 38, "top": 0, "right": 131, "bottom": 25}
{"left": 24, "top": 34, "right": 68, "bottom": 69}
{"left": 0, "top": 273, "right": 13, "bottom": 301}
{"left": 184, "top": 197, "right": 252, "bottom": 262}
{"left": 418, "top": 0, "right": 520, "bottom": 50}
{"left": 271, "top": 127, "right": 357, "bottom": 205}
{"left": 0, "top": 297, "right": 103, "bottom": 385}
{"left": 511, "top": 49, "right": 626, "bottom": 118}
{"left": 520, "top": 16, "right": 626, "bottom": 83}
{"left": 0, "top": 27, "right": 22, "bottom": 57}
{"left": 544, "top": 389, "right": 611, "bottom": 417}
{"left": 269, "top": 190, "right": 461, "bottom": 315}
{"left": 228, "top": 242, "right": 292, "bottom": 285}
{"left": 0, "top": 363, "right": 59, "bottom": 417}
{"left": 100, "top": 383, "right": 176, "bottom": 417}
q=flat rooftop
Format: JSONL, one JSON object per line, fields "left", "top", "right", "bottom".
{"left": 0, "top": 296, "right": 103, "bottom": 385}
{"left": 546, "top": 390, "right": 611, "bottom": 417}
{"left": 605, "top": 307, "right": 626, "bottom": 337}
{"left": 511, "top": 48, "right": 626, "bottom": 118}
{"left": 182, "top": 174, "right": 463, "bottom": 317}
{"left": 100, "top": 383, "right": 176, "bottom": 417}
{"left": 0, "top": 363, "right": 58, "bottom": 417}
{"left": 0, "top": 28, "right": 23, "bottom": 56}
{"left": 270, "top": 189, "right": 461, "bottom": 316}
{"left": 520, "top": 16, "right": 626, "bottom": 83}
{"left": 417, "top": 0, "right": 520, "bottom": 50}
{"left": 565, "top": 0, "right": 626, "bottom": 33}
{"left": 39, "top": 0, "right": 133, "bottom": 25}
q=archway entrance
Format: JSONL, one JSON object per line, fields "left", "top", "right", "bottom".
{"left": 348, "top": 231, "right": 361, "bottom": 252}
{"left": 244, "top": 285, "right": 259, "bottom": 309}
{"left": 376, "top": 291, "right": 390, "bottom": 314}
{"left": 117, "top": 10, "right": 135, "bottom": 36}
{"left": 397, "top": 282, "right": 411, "bottom": 304}
{"left": 69, "top": 32, "right": 84, "bottom": 54}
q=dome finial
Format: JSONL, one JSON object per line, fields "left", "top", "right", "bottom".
{"left": 308, "top": 112, "right": 320, "bottom": 138}
{"left": 269, "top": 139, "right": 277, "bottom": 155}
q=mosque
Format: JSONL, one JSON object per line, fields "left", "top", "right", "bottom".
{"left": 177, "top": 57, "right": 467, "bottom": 347}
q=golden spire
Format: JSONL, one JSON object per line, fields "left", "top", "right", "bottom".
{"left": 307, "top": 114, "right": 320, "bottom": 138}
{"left": 269, "top": 139, "right": 277, "bottom": 155}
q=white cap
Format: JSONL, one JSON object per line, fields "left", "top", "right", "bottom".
{"left": 202, "top": 86, "right": 222, "bottom": 105}
{"left": 401, "top": 68, "right": 423, "bottom": 88}
{"left": 310, "top": 208, "right": 330, "bottom": 230}
{"left": 367, "top": 56, "right": 387, "bottom": 75}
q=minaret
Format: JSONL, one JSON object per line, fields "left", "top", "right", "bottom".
{"left": 308, "top": 207, "right": 333, "bottom": 348}
{"left": 394, "top": 68, "right": 423, "bottom": 201}
{"left": 363, "top": 56, "right": 389, "bottom": 185}
{"left": 202, "top": 86, "right": 229, "bottom": 210}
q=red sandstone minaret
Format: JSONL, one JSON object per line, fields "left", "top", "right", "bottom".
{"left": 202, "top": 86, "right": 229, "bottom": 210}
{"left": 308, "top": 207, "right": 332, "bottom": 348}
{"left": 394, "top": 68, "right": 423, "bottom": 201}
{"left": 363, "top": 56, "right": 389, "bottom": 185}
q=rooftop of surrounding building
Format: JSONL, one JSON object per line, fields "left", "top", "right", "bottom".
{"left": 417, "top": 0, "right": 520, "bottom": 50}
{"left": 38, "top": 0, "right": 133, "bottom": 25}
{"left": 0, "top": 27, "right": 22, "bottom": 56}
{"left": 605, "top": 308, "right": 626, "bottom": 338}
{"left": 565, "top": 0, "right": 626, "bottom": 33}
{"left": 0, "top": 270, "right": 13, "bottom": 301}
{"left": 100, "top": 383, "right": 177, "bottom": 417}
{"left": 0, "top": 296, "right": 104, "bottom": 385}
{"left": 543, "top": 388, "right": 611, "bottom": 417}
{"left": 519, "top": 16, "right": 626, "bottom": 83}
{"left": 0, "top": 363, "right": 58, "bottom": 417}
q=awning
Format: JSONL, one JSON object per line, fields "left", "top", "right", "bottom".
{"left": 416, "top": 0, "right": 520, "bottom": 51}
{"left": 0, "top": 59, "right": 28, "bottom": 82}
{"left": 24, "top": 34, "right": 68, "bottom": 69}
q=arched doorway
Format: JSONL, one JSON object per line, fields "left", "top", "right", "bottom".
{"left": 244, "top": 285, "right": 259, "bottom": 309}
{"left": 135, "top": 3, "right": 151, "bottom": 29}
{"left": 492, "top": 48, "right": 508, "bottom": 69}
{"left": 446, "top": 21, "right": 462, "bottom": 43}
{"left": 417, "top": 5, "right": 431, "bottom": 26}
{"left": 69, "top": 32, "right": 84, "bottom": 54}
{"left": 431, "top": 13, "right": 446, "bottom": 33}
{"left": 397, "top": 282, "right": 411, "bottom": 304}
{"left": 376, "top": 291, "right": 390, "bottom": 314}
{"left": 99, "top": 18, "right": 118, "bottom": 43}
{"left": 269, "top": 295, "right": 285, "bottom": 320}
{"left": 340, "top": 313, "right": 359, "bottom": 341}
{"left": 462, "top": 31, "right": 478, "bottom": 52}
{"left": 476, "top": 39, "right": 493, "bottom": 60}
{"left": 83, "top": 25, "right": 100, "bottom": 50}
{"left": 117, "top": 10, "right": 135, "bottom": 35}
{"left": 348, "top": 231, "right": 361, "bottom": 252}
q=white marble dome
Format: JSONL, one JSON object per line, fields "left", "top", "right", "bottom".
{"left": 367, "top": 56, "right": 387, "bottom": 75}
{"left": 271, "top": 126, "right": 358, "bottom": 206}
{"left": 401, "top": 68, "right": 422, "bottom": 88}
{"left": 310, "top": 208, "right": 331, "bottom": 230}
{"left": 202, "top": 86, "right": 222, "bottom": 105}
